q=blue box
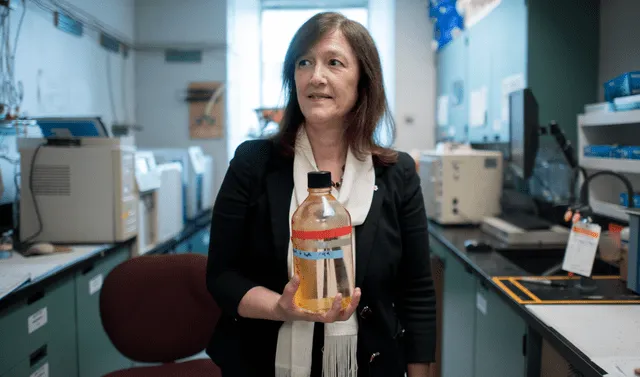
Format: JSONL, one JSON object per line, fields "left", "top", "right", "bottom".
{"left": 614, "top": 93, "right": 640, "bottom": 111}
{"left": 614, "top": 146, "right": 640, "bottom": 159}
{"left": 583, "top": 145, "right": 617, "bottom": 158}
{"left": 620, "top": 192, "right": 640, "bottom": 208}
{"left": 604, "top": 71, "right": 640, "bottom": 102}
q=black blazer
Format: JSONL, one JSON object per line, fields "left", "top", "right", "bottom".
{"left": 206, "top": 139, "right": 436, "bottom": 377}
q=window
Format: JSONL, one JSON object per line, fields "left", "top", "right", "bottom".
{"left": 260, "top": 8, "right": 369, "bottom": 108}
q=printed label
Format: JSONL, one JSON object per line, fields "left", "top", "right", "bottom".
{"left": 476, "top": 293, "right": 487, "bottom": 315}
{"left": 89, "top": 274, "right": 103, "bottom": 295}
{"left": 293, "top": 248, "right": 344, "bottom": 260}
{"left": 30, "top": 362, "right": 49, "bottom": 377}
{"left": 28, "top": 307, "right": 48, "bottom": 334}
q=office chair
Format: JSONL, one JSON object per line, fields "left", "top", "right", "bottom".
{"left": 99, "top": 253, "right": 221, "bottom": 377}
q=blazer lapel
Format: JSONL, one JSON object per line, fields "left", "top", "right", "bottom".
{"left": 355, "top": 166, "right": 384, "bottom": 288}
{"left": 266, "top": 156, "right": 294, "bottom": 284}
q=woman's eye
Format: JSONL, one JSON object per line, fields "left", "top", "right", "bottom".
{"left": 329, "top": 59, "right": 342, "bottom": 66}
{"left": 297, "top": 59, "right": 310, "bottom": 67}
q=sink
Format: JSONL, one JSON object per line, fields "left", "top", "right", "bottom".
{"left": 495, "top": 248, "right": 620, "bottom": 276}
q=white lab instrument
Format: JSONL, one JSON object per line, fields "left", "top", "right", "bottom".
{"left": 480, "top": 216, "right": 570, "bottom": 247}
{"left": 151, "top": 147, "right": 209, "bottom": 221}
{"left": 18, "top": 136, "right": 138, "bottom": 244}
{"left": 133, "top": 151, "right": 161, "bottom": 256}
{"left": 155, "top": 162, "right": 184, "bottom": 244}
{"left": 419, "top": 144, "right": 503, "bottom": 224}
{"left": 201, "top": 155, "right": 215, "bottom": 210}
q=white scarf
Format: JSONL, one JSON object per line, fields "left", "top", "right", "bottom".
{"left": 275, "top": 127, "right": 375, "bottom": 377}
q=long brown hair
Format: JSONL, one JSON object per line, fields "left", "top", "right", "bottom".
{"left": 273, "top": 12, "right": 397, "bottom": 165}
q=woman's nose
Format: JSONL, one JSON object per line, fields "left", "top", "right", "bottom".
{"left": 310, "top": 65, "right": 327, "bottom": 85}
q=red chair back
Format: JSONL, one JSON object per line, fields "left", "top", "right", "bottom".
{"left": 100, "top": 253, "right": 220, "bottom": 363}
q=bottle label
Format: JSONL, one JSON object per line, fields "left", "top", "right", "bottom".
{"left": 294, "top": 248, "right": 344, "bottom": 260}
{"left": 291, "top": 226, "right": 352, "bottom": 240}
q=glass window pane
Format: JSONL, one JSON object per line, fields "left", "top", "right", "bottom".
{"left": 260, "top": 8, "right": 368, "bottom": 107}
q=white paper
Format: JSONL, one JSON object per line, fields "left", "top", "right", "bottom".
{"left": 501, "top": 73, "right": 526, "bottom": 124}
{"left": 30, "top": 362, "right": 49, "bottom": 377}
{"left": 28, "top": 307, "right": 48, "bottom": 334}
{"left": 469, "top": 87, "right": 488, "bottom": 128}
{"left": 437, "top": 95, "right": 449, "bottom": 126}
{"left": 592, "top": 357, "right": 640, "bottom": 377}
{"left": 562, "top": 222, "right": 601, "bottom": 276}
{"left": 492, "top": 119, "right": 502, "bottom": 132}
{"left": 476, "top": 292, "right": 487, "bottom": 315}
{"left": 89, "top": 274, "right": 103, "bottom": 295}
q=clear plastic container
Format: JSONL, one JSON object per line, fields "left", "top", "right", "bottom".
{"left": 291, "top": 171, "right": 354, "bottom": 313}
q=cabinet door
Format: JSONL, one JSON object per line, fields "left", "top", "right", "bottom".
{"left": 474, "top": 280, "right": 526, "bottom": 377}
{"left": 190, "top": 228, "right": 210, "bottom": 255}
{"left": 437, "top": 33, "right": 469, "bottom": 143}
{"left": 441, "top": 253, "right": 476, "bottom": 377}
{"left": 76, "top": 247, "right": 133, "bottom": 377}
{"left": 488, "top": 0, "right": 528, "bottom": 144}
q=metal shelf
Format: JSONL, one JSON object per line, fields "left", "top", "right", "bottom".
{"left": 579, "top": 109, "right": 640, "bottom": 127}
{"left": 590, "top": 199, "right": 628, "bottom": 222}
{"left": 580, "top": 157, "right": 640, "bottom": 174}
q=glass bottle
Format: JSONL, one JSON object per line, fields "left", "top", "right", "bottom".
{"left": 291, "top": 171, "right": 354, "bottom": 313}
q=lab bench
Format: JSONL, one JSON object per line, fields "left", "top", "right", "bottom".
{"left": 429, "top": 221, "right": 640, "bottom": 377}
{"left": 0, "top": 210, "right": 212, "bottom": 377}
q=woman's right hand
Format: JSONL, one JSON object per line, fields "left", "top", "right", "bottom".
{"left": 276, "top": 275, "right": 361, "bottom": 323}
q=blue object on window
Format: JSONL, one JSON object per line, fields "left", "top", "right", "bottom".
{"left": 429, "top": 0, "right": 464, "bottom": 51}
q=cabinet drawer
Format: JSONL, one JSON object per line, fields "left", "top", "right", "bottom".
{"left": 76, "top": 247, "right": 132, "bottom": 377}
{"left": 1, "top": 341, "right": 77, "bottom": 377}
{"left": 0, "top": 277, "right": 75, "bottom": 375}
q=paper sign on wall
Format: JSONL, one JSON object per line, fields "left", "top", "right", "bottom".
{"left": 501, "top": 73, "right": 526, "bottom": 124}
{"left": 437, "top": 95, "right": 449, "bottom": 127}
{"left": 469, "top": 87, "right": 488, "bottom": 128}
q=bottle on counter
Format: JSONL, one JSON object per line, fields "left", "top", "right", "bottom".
{"left": 291, "top": 171, "right": 354, "bottom": 313}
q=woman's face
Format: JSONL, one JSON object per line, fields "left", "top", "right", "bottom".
{"left": 295, "top": 30, "right": 360, "bottom": 127}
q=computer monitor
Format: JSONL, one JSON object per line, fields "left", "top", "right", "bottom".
{"left": 509, "top": 88, "right": 539, "bottom": 180}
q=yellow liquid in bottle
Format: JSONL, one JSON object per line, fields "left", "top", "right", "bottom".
{"left": 292, "top": 187, "right": 354, "bottom": 314}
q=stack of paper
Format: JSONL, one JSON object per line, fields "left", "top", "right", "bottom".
{"left": 0, "top": 267, "right": 32, "bottom": 300}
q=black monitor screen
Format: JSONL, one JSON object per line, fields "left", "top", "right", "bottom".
{"left": 509, "top": 88, "right": 539, "bottom": 180}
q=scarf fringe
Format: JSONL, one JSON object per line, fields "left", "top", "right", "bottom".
{"left": 322, "top": 334, "right": 358, "bottom": 377}
{"left": 276, "top": 365, "right": 312, "bottom": 377}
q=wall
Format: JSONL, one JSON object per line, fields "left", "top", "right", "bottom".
{"left": 227, "top": 0, "right": 261, "bottom": 161}
{"left": 134, "top": 0, "right": 228, "bottom": 192}
{"left": 368, "top": 0, "right": 395, "bottom": 148}
{"left": 393, "top": 0, "right": 435, "bottom": 152}
{"left": 15, "top": 0, "right": 135, "bottom": 125}
{"left": 599, "top": 0, "right": 640, "bottom": 101}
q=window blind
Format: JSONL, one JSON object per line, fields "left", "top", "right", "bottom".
{"left": 261, "top": 0, "right": 368, "bottom": 10}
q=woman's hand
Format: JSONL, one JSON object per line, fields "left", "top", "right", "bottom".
{"left": 276, "top": 275, "right": 361, "bottom": 323}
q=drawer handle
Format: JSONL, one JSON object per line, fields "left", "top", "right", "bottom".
{"left": 27, "top": 291, "right": 45, "bottom": 305}
{"left": 30, "top": 345, "right": 47, "bottom": 366}
{"left": 82, "top": 264, "right": 95, "bottom": 275}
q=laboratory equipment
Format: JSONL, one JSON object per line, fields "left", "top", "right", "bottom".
{"left": 625, "top": 211, "right": 640, "bottom": 294}
{"left": 419, "top": 143, "right": 503, "bottom": 225}
{"left": 155, "top": 162, "right": 184, "bottom": 244}
{"left": 151, "top": 147, "right": 208, "bottom": 221}
{"left": 133, "top": 151, "right": 161, "bottom": 256}
{"left": 18, "top": 136, "right": 138, "bottom": 244}
{"left": 201, "top": 154, "right": 215, "bottom": 211}
{"left": 35, "top": 117, "right": 111, "bottom": 138}
{"left": 480, "top": 88, "right": 571, "bottom": 246}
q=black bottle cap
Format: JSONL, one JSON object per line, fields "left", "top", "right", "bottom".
{"left": 308, "top": 171, "right": 332, "bottom": 189}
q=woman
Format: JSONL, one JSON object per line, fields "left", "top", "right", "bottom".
{"left": 206, "top": 11, "right": 436, "bottom": 377}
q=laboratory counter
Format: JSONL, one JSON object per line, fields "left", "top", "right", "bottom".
{"left": 428, "top": 221, "right": 640, "bottom": 377}
{"left": 0, "top": 209, "right": 212, "bottom": 377}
